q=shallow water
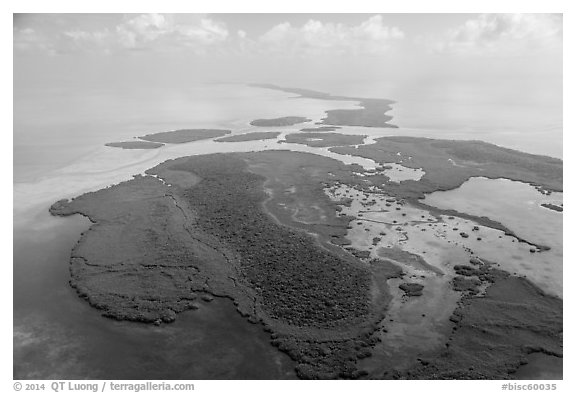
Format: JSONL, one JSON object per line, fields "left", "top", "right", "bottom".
{"left": 13, "top": 211, "right": 295, "bottom": 379}
{"left": 360, "top": 275, "right": 459, "bottom": 375}
{"left": 14, "top": 84, "right": 359, "bottom": 183}
{"left": 423, "top": 177, "right": 562, "bottom": 297}
{"left": 326, "top": 185, "right": 462, "bottom": 373}
{"left": 325, "top": 180, "right": 563, "bottom": 374}
{"left": 330, "top": 182, "right": 562, "bottom": 297}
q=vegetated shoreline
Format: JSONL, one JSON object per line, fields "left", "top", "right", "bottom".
{"left": 49, "top": 139, "right": 562, "bottom": 379}
{"left": 541, "top": 203, "right": 563, "bottom": 213}
{"left": 250, "top": 84, "right": 398, "bottom": 128}
{"left": 331, "top": 136, "right": 562, "bottom": 194}
{"left": 411, "top": 200, "right": 550, "bottom": 251}
{"left": 105, "top": 141, "right": 164, "bottom": 149}
{"left": 300, "top": 126, "right": 342, "bottom": 132}
{"left": 398, "top": 258, "right": 562, "bottom": 380}
{"left": 329, "top": 136, "right": 562, "bottom": 250}
{"left": 104, "top": 129, "right": 233, "bottom": 149}
{"left": 249, "top": 117, "right": 311, "bottom": 127}
{"left": 49, "top": 152, "right": 403, "bottom": 379}
{"left": 215, "top": 131, "right": 281, "bottom": 142}
{"left": 140, "top": 129, "right": 231, "bottom": 143}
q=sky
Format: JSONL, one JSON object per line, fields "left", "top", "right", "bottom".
{"left": 13, "top": 13, "right": 563, "bottom": 94}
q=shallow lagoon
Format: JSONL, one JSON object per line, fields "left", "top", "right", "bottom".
{"left": 325, "top": 178, "right": 563, "bottom": 375}
{"left": 423, "top": 177, "right": 562, "bottom": 297}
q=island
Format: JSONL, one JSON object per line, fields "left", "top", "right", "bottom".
{"left": 331, "top": 136, "right": 561, "bottom": 246}
{"left": 300, "top": 126, "right": 342, "bottom": 132}
{"left": 541, "top": 203, "right": 563, "bottom": 212}
{"left": 51, "top": 152, "right": 396, "bottom": 379}
{"left": 140, "top": 129, "right": 231, "bottom": 143}
{"left": 215, "top": 132, "right": 281, "bottom": 142}
{"left": 251, "top": 84, "right": 398, "bottom": 128}
{"left": 249, "top": 117, "right": 311, "bottom": 127}
{"left": 105, "top": 141, "right": 164, "bottom": 149}
{"left": 51, "top": 136, "right": 562, "bottom": 379}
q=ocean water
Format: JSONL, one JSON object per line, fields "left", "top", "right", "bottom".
{"left": 13, "top": 81, "right": 563, "bottom": 378}
{"left": 14, "top": 83, "right": 358, "bottom": 183}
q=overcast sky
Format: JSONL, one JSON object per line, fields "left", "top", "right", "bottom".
{"left": 13, "top": 13, "right": 563, "bottom": 96}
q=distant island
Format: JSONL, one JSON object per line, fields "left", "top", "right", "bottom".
{"left": 105, "top": 141, "right": 164, "bottom": 149}
{"left": 140, "top": 129, "right": 231, "bottom": 143}
{"left": 215, "top": 132, "right": 281, "bottom": 142}
{"left": 105, "top": 129, "right": 233, "bottom": 149}
{"left": 300, "top": 126, "right": 342, "bottom": 132}
{"left": 249, "top": 116, "right": 311, "bottom": 127}
{"left": 541, "top": 203, "right": 563, "bottom": 212}
{"left": 251, "top": 84, "right": 398, "bottom": 128}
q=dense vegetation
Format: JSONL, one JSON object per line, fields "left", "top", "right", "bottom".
{"left": 174, "top": 154, "right": 371, "bottom": 329}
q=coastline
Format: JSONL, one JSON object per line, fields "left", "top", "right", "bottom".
{"left": 15, "top": 83, "right": 562, "bottom": 380}
{"left": 250, "top": 84, "right": 398, "bottom": 128}
{"left": 46, "top": 146, "right": 564, "bottom": 378}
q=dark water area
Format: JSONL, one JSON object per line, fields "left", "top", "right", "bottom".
{"left": 513, "top": 353, "right": 563, "bottom": 380}
{"left": 14, "top": 211, "right": 295, "bottom": 379}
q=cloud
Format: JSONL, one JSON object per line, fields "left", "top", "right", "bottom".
{"left": 428, "top": 13, "right": 562, "bottom": 56}
{"left": 13, "top": 27, "right": 57, "bottom": 55}
{"left": 14, "top": 13, "right": 230, "bottom": 55}
{"left": 14, "top": 14, "right": 404, "bottom": 57}
{"left": 115, "top": 13, "right": 169, "bottom": 48}
{"left": 65, "top": 30, "right": 110, "bottom": 43}
{"left": 259, "top": 15, "right": 404, "bottom": 56}
{"left": 115, "top": 14, "right": 229, "bottom": 49}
